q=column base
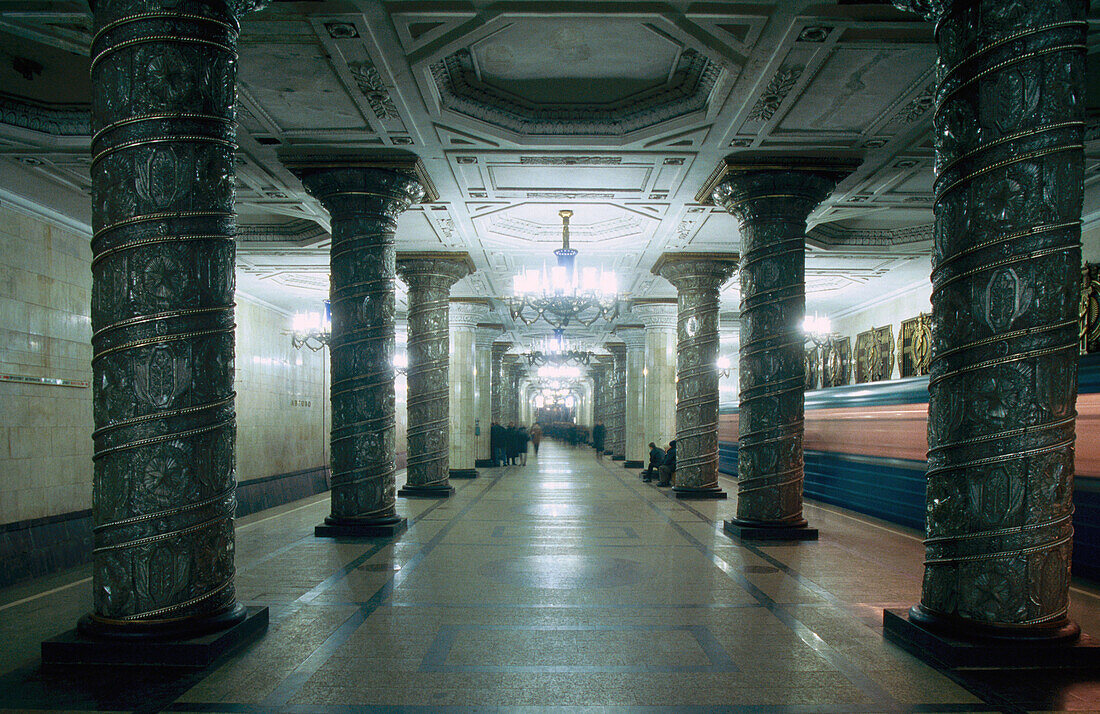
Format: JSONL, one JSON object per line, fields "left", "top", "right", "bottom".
{"left": 724, "top": 518, "right": 818, "bottom": 541}
{"left": 398, "top": 483, "right": 455, "bottom": 499}
{"left": 315, "top": 514, "right": 408, "bottom": 538}
{"left": 882, "top": 607, "right": 1099, "bottom": 670}
{"left": 611, "top": 454, "right": 625, "bottom": 462}
{"left": 623, "top": 460, "right": 644, "bottom": 468}
{"left": 674, "top": 486, "right": 727, "bottom": 500}
{"left": 41, "top": 605, "right": 268, "bottom": 669}
{"left": 474, "top": 458, "right": 495, "bottom": 468}
{"left": 449, "top": 468, "right": 479, "bottom": 479}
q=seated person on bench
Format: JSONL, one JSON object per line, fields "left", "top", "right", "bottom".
{"left": 643, "top": 442, "right": 664, "bottom": 482}
{"left": 657, "top": 439, "right": 676, "bottom": 487}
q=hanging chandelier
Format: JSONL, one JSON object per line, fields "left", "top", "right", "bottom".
{"left": 288, "top": 303, "right": 331, "bottom": 351}
{"left": 524, "top": 329, "right": 597, "bottom": 367}
{"left": 508, "top": 209, "right": 620, "bottom": 329}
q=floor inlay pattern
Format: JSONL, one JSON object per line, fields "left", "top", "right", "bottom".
{"left": 1, "top": 442, "right": 1099, "bottom": 712}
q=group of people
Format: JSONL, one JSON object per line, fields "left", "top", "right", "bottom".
{"left": 643, "top": 439, "right": 676, "bottom": 486}
{"left": 489, "top": 421, "right": 542, "bottom": 466}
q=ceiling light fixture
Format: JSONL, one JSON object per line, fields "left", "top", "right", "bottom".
{"left": 508, "top": 209, "right": 620, "bottom": 329}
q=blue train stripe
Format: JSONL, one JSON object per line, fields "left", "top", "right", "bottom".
{"left": 717, "top": 442, "right": 1100, "bottom": 582}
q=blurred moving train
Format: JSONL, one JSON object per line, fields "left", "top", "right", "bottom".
{"left": 718, "top": 353, "right": 1100, "bottom": 582}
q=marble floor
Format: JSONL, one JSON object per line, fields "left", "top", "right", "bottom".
{"left": 1, "top": 441, "right": 1099, "bottom": 713}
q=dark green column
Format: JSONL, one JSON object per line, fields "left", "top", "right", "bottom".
{"left": 281, "top": 151, "right": 437, "bottom": 537}
{"left": 885, "top": 0, "right": 1088, "bottom": 648}
{"left": 396, "top": 253, "right": 474, "bottom": 498}
{"left": 82, "top": 0, "right": 264, "bottom": 640}
{"left": 706, "top": 158, "right": 856, "bottom": 539}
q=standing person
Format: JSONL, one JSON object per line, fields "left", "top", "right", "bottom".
{"left": 517, "top": 426, "right": 530, "bottom": 466}
{"left": 505, "top": 422, "right": 518, "bottom": 465}
{"left": 530, "top": 423, "right": 542, "bottom": 456}
{"left": 490, "top": 421, "right": 505, "bottom": 467}
{"left": 592, "top": 422, "right": 606, "bottom": 459}
{"left": 643, "top": 442, "right": 665, "bottom": 482}
{"left": 657, "top": 439, "right": 676, "bottom": 487}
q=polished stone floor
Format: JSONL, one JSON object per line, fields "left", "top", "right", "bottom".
{"left": 1, "top": 441, "right": 1099, "bottom": 713}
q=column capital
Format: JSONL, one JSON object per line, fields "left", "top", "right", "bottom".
{"left": 890, "top": 0, "right": 942, "bottom": 21}
{"left": 492, "top": 341, "right": 513, "bottom": 358}
{"left": 476, "top": 322, "right": 504, "bottom": 348}
{"left": 397, "top": 252, "right": 476, "bottom": 291}
{"left": 697, "top": 155, "right": 859, "bottom": 224}
{"left": 652, "top": 252, "right": 738, "bottom": 291}
{"left": 280, "top": 149, "right": 438, "bottom": 220}
{"left": 615, "top": 324, "right": 647, "bottom": 351}
{"left": 631, "top": 300, "right": 679, "bottom": 331}
{"left": 605, "top": 341, "right": 627, "bottom": 358}
{"left": 450, "top": 298, "right": 490, "bottom": 330}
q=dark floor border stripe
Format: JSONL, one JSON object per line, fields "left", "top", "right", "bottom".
{"left": 594, "top": 458, "right": 904, "bottom": 712}
{"left": 258, "top": 467, "right": 510, "bottom": 708}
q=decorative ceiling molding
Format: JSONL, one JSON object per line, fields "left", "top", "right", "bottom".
{"left": 0, "top": 92, "right": 89, "bottom": 136}
{"left": 807, "top": 223, "right": 933, "bottom": 249}
{"left": 429, "top": 47, "right": 721, "bottom": 136}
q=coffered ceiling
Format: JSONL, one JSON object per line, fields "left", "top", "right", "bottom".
{"left": 2, "top": 0, "right": 1100, "bottom": 353}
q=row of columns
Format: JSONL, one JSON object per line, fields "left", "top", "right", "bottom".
{"left": 68, "top": 0, "right": 1087, "bottom": 666}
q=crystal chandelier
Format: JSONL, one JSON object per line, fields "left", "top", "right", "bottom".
{"left": 288, "top": 304, "right": 331, "bottom": 351}
{"left": 524, "top": 329, "right": 597, "bottom": 367}
{"left": 508, "top": 209, "right": 620, "bottom": 329}
{"left": 289, "top": 300, "right": 408, "bottom": 374}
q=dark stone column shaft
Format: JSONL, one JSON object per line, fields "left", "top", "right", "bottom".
{"left": 606, "top": 343, "right": 627, "bottom": 459}
{"left": 397, "top": 255, "right": 472, "bottom": 496}
{"left": 654, "top": 255, "right": 737, "bottom": 497}
{"left": 712, "top": 164, "right": 853, "bottom": 527}
{"left": 490, "top": 342, "right": 510, "bottom": 425}
{"left": 284, "top": 154, "right": 432, "bottom": 530}
{"left": 86, "top": 0, "right": 257, "bottom": 633}
{"left": 904, "top": 0, "right": 1087, "bottom": 636}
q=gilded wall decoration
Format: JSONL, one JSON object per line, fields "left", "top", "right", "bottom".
{"left": 1080, "top": 263, "right": 1100, "bottom": 354}
{"left": 899, "top": 313, "right": 932, "bottom": 377}
{"left": 804, "top": 346, "right": 820, "bottom": 391}
{"left": 854, "top": 325, "right": 894, "bottom": 383}
{"left": 822, "top": 336, "right": 851, "bottom": 388}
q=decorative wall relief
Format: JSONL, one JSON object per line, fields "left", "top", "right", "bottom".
{"left": 854, "top": 325, "right": 894, "bottom": 383}
{"left": 1080, "top": 264, "right": 1100, "bottom": 354}
{"left": 899, "top": 313, "right": 932, "bottom": 377}
{"left": 822, "top": 336, "right": 851, "bottom": 388}
{"left": 804, "top": 346, "right": 820, "bottom": 391}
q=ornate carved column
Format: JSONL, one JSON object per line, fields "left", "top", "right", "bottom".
{"left": 882, "top": 0, "right": 1091, "bottom": 658}
{"left": 605, "top": 341, "right": 627, "bottom": 460}
{"left": 633, "top": 300, "right": 679, "bottom": 450}
{"left": 282, "top": 150, "right": 437, "bottom": 537}
{"left": 475, "top": 324, "right": 502, "bottom": 467}
{"left": 395, "top": 253, "right": 474, "bottom": 498}
{"left": 653, "top": 254, "right": 738, "bottom": 499}
{"left": 590, "top": 359, "right": 610, "bottom": 450}
{"left": 490, "top": 341, "right": 511, "bottom": 426}
{"left": 53, "top": 0, "right": 269, "bottom": 658}
{"left": 502, "top": 355, "right": 520, "bottom": 425}
{"left": 449, "top": 300, "right": 489, "bottom": 478}
{"left": 618, "top": 326, "right": 648, "bottom": 468}
{"left": 702, "top": 156, "right": 856, "bottom": 536}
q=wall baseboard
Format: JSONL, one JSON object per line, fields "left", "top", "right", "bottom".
{"left": 0, "top": 465, "right": 331, "bottom": 590}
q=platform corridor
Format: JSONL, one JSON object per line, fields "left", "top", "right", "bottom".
{"left": 1, "top": 441, "right": 1099, "bottom": 713}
